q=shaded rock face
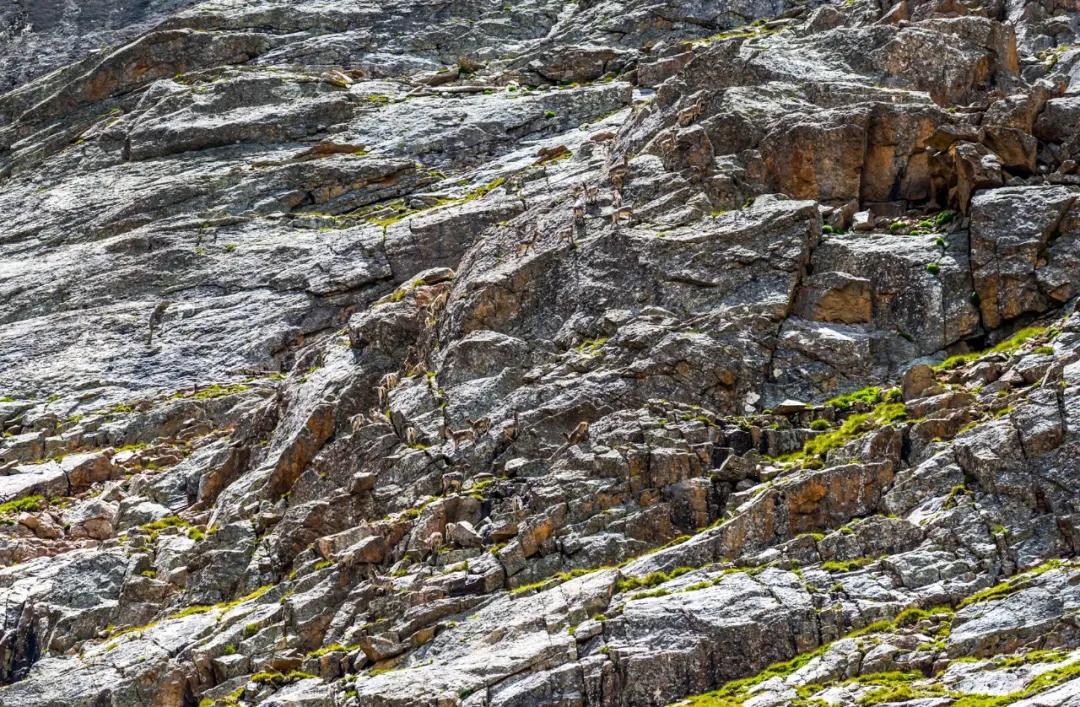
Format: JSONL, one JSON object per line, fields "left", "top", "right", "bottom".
{"left": 0, "top": 0, "right": 201, "bottom": 94}
{"left": 0, "top": 0, "right": 1080, "bottom": 706}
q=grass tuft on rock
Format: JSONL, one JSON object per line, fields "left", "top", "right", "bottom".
{"left": 935, "top": 326, "right": 1047, "bottom": 371}
{"left": 775, "top": 400, "right": 906, "bottom": 465}
{"left": 0, "top": 495, "right": 45, "bottom": 516}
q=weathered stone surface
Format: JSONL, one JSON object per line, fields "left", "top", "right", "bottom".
{"left": 0, "top": 0, "right": 1079, "bottom": 705}
{"left": 949, "top": 566, "right": 1080, "bottom": 657}
{"left": 903, "top": 363, "right": 941, "bottom": 401}
{"left": 971, "top": 186, "right": 1080, "bottom": 329}
{"left": 0, "top": 0, "right": 200, "bottom": 94}
{"left": 795, "top": 272, "right": 873, "bottom": 325}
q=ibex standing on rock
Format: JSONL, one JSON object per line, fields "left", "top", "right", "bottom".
{"left": 564, "top": 421, "right": 590, "bottom": 446}
{"left": 516, "top": 225, "right": 539, "bottom": 255}
{"left": 442, "top": 472, "right": 464, "bottom": 495}
{"left": 572, "top": 190, "right": 586, "bottom": 224}
{"left": 610, "top": 189, "right": 634, "bottom": 228}
{"left": 352, "top": 410, "right": 390, "bottom": 433}
{"left": 611, "top": 206, "right": 634, "bottom": 227}
{"left": 467, "top": 416, "right": 491, "bottom": 433}
{"left": 377, "top": 371, "right": 401, "bottom": 407}
{"left": 430, "top": 290, "right": 449, "bottom": 314}
{"left": 443, "top": 423, "right": 477, "bottom": 450}
{"left": 147, "top": 301, "right": 172, "bottom": 346}
{"left": 425, "top": 290, "right": 449, "bottom": 328}
{"left": 584, "top": 183, "right": 599, "bottom": 206}
{"left": 549, "top": 419, "right": 590, "bottom": 461}
{"left": 608, "top": 155, "right": 630, "bottom": 190}
{"left": 426, "top": 531, "right": 444, "bottom": 565}
{"left": 677, "top": 97, "right": 704, "bottom": 126}
{"left": 501, "top": 411, "right": 521, "bottom": 443}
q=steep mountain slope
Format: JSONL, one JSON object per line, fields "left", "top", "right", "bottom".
{"left": 0, "top": 0, "right": 201, "bottom": 95}
{"left": 1, "top": 0, "right": 1080, "bottom": 705}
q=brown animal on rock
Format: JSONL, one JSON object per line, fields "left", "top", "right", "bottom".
{"left": 443, "top": 424, "right": 477, "bottom": 450}
{"left": 468, "top": 416, "right": 491, "bottom": 433}
{"left": 564, "top": 421, "right": 590, "bottom": 446}
{"left": 147, "top": 301, "right": 172, "bottom": 346}
{"left": 501, "top": 411, "right": 521, "bottom": 442}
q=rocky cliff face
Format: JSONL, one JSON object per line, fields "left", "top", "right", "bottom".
{"left": 1, "top": 0, "right": 1080, "bottom": 705}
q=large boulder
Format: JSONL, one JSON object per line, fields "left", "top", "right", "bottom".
{"left": 970, "top": 186, "right": 1080, "bottom": 329}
